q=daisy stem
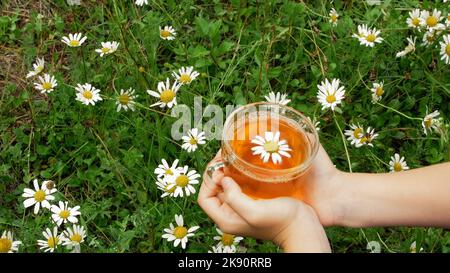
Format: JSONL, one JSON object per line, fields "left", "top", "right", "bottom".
{"left": 80, "top": 46, "right": 88, "bottom": 83}
{"left": 333, "top": 113, "right": 352, "bottom": 173}
{"left": 375, "top": 102, "right": 422, "bottom": 121}
{"left": 73, "top": 21, "right": 87, "bottom": 82}
{"left": 368, "top": 150, "right": 390, "bottom": 167}
{"left": 376, "top": 232, "right": 396, "bottom": 253}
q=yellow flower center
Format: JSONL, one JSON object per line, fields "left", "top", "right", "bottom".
{"left": 70, "top": 233, "right": 82, "bottom": 243}
{"left": 376, "top": 86, "right": 384, "bottom": 97}
{"left": 426, "top": 16, "right": 438, "bottom": 27}
{"left": 445, "top": 44, "right": 450, "bottom": 56}
{"left": 359, "top": 136, "right": 368, "bottom": 144}
{"left": 83, "top": 90, "right": 93, "bottom": 99}
{"left": 161, "top": 30, "right": 171, "bottom": 38}
{"left": 366, "top": 34, "right": 376, "bottom": 42}
{"left": 165, "top": 169, "right": 173, "bottom": 175}
{"left": 160, "top": 89, "right": 175, "bottom": 103}
{"left": 47, "top": 237, "right": 59, "bottom": 249}
{"left": 0, "top": 238, "right": 12, "bottom": 253}
{"left": 34, "top": 190, "right": 46, "bottom": 202}
{"left": 221, "top": 233, "right": 235, "bottom": 246}
{"left": 263, "top": 141, "right": 279, "bottom": 153}
{"left": 393, "top": 162, "right": 403, "bottom": 172}
{"left": 175, "top": 175, "right": 189, "bottom": 187}
{"left": 331, "top": 14, "right": 337, "bottom": 22}
{"left": 353, "top": 128, "right": 362, "bottom": 138}
{"left": 42, "top": 82, "right": 53, "bottom": 90}
{"left": 412, "top": 17, "right": 421, "bottom": 26}
{"left": 173, "top": 226, "right": 187, "bottom": 239}
{"left": 101, "top": 47, "right": 110, "bottom": 54}
{"left": 426, "top": 35, "right": 435, "bottom": 43}
{"left": 59, "top": 210, "right": 70, "bottom": 219}
{"left": 118, "top": 94, "right": 130, "bottom": 105}
{"left": 69, "top": 40, "right": 80, "bottom": 47}
{"left": 36, "top": 65, "right": 44, "bottom": 72}
{"left": 138, "top": 66, "right": 145, "bottom": 73}
{"left": 189, "top": 138, "right": 197, "bottom": 145}
{"left": 447, "top": 14, "right": 450, "bottom": 21}
{"left": 326, "top": 94, "right": 336, "bottom": 103}
{"left": 424, "top": 118, "right": 432, "bottom": 129}
{"left": 179, "top": 74, "right": 192, "bottom": 83}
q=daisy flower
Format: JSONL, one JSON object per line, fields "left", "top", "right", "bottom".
{"left": 34, "top": 73, "right": 57, "bottom": 94}
{"left": 213, "top": 228, "right": 244, "bottom": 253}
{"left": 389, "top": 153, "right": 409, "bottom": 172}
{"left": 352, "top": 24, "right": 368, "bottom": 40}
{"left": 181, "top": 128, "right": 206, "bottom": 153}
{"left": 446, "top": 13, "right": 450, "bottom": 27}
{"left": 22, "top": 179, "right": 57, "bottom": 214}
{"left": 422, "top": 30, "right": 437, "bottom": 47}
{"left": 422, "top": 110, "right": 441, "bottom": 135}
{"left": 50, "top": 201, "right": 81, "bottom": 226}
{"left": 317, "top": 78, "right": 346, "bottom": 111}
{"left": 360, "top": 26, "right": 383, "bottom": 47}
{"left": 162, "top": 214, "right": 199, "bottom": 249}
{"left": 329, "top": 8, "right": 339, "bottom": 26}
{"left": 61, "top": 33, "right": 87, "bottom": 47}
{"left": 172, "top": 66, "right": 199, "bottom": 85}
{"left": 421, "top": 9, "right": 444, "bottom": 32}
{"left": 358, "top": 127, "right": 378, "bottom": 147}
{"left": 344, "top": 124, "right": 364, "bottom": 147}
{"left": 37, "top": 227, "right": 62, "bottom": 253}
{"left": 62, "top": 224, "right": 87, "bottom": 248}
{"left": 156, "top": 177, "right": 176, "bottom": 198}
{"left": 116, "top": 88, "right": 137, "bottom": 112}
{"left": 0, "top": 231, "right": 21, "bottom": 253}
{"left": 75, "top": 83, "right": 102, "bottom": 106}
{"left": 154, "top": 159, "right": 181, "bottom": 179}
{"left": 147, "top": 78, "right": 181, "bottom": 109}
{"left": 160, "top": 26, "right": 176, "bottom": 40}
{"left": 396, "top": 36, "right": 416, "bottom": 58}
{"left": 410, "top": 241, "right": 424, "bottom": 253}
{"left": 264, "top": 91, "right": 291, "bottom": 106}
{"left": 370, "top": 81, "right": 384, "bottom": 103}
{"left": 135, "top": 0, "right": 148, "bottom": 6}
{"left": 171, "top": 165, "right": 201, "bottom": 198}
{"left": 208, "top": 245, "right": 234, "bottom": 253}
{"left": 26, "top": 57, "right": 45, "bottom": 78}
{"left": 251, "top": 131, "right": 292, "bottom": 164}
{"left": 367, "top": 241, "right": 381, "bottom": 253}
{"left": 406, "top": 9, "right": 424, "bottom": 29}
{"left": 439, "top": 35, "right": 450, "bottom": 64}
{"left": 95, "top": 41, "right": 119, "bottom": 57}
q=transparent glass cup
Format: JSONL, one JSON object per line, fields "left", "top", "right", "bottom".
{"left": 207, "top": 102, "right": 319, "bottom": 200}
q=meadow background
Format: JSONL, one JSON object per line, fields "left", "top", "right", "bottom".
{"left": 1, "top": 0, "right": 449, "bottom": 253}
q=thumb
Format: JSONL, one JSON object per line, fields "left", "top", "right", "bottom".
{"left": 221, "top": 177, "right": 260, "bottom": 220}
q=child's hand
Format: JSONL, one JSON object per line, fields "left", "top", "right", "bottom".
{"left": 198, "top": 155, "right": 331, "bottom": 252}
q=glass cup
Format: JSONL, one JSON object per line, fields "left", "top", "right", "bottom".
{"left": 207, "top": 102, "right": 319, "bottom": 200}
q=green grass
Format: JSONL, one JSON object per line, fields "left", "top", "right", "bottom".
{"left": 0, "top": 0, "right": 449, "bottom": 253}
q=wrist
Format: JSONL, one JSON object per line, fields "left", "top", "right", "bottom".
{"left": 332, "top": 171, "right": 372, "bottom": 228}
{"left": 274, "top": 205, "right": 331, "bottom": 253}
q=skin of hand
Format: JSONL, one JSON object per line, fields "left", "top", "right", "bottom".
{"left": 294, "top": 144, "right": 346, "bottom": 227}
{"left": 198, "top": 152, "right": 331, "bottom": 253}
{"left": 296, "top": 145, "right": 450, "bottom": 228}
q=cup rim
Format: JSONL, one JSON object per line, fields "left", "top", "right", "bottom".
{"left": 222, "top": 102, "right": 320, "bottom": 176}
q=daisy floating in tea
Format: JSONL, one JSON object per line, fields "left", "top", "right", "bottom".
{"left": 251, "top": 131, "right": 292, "bottom": 164}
